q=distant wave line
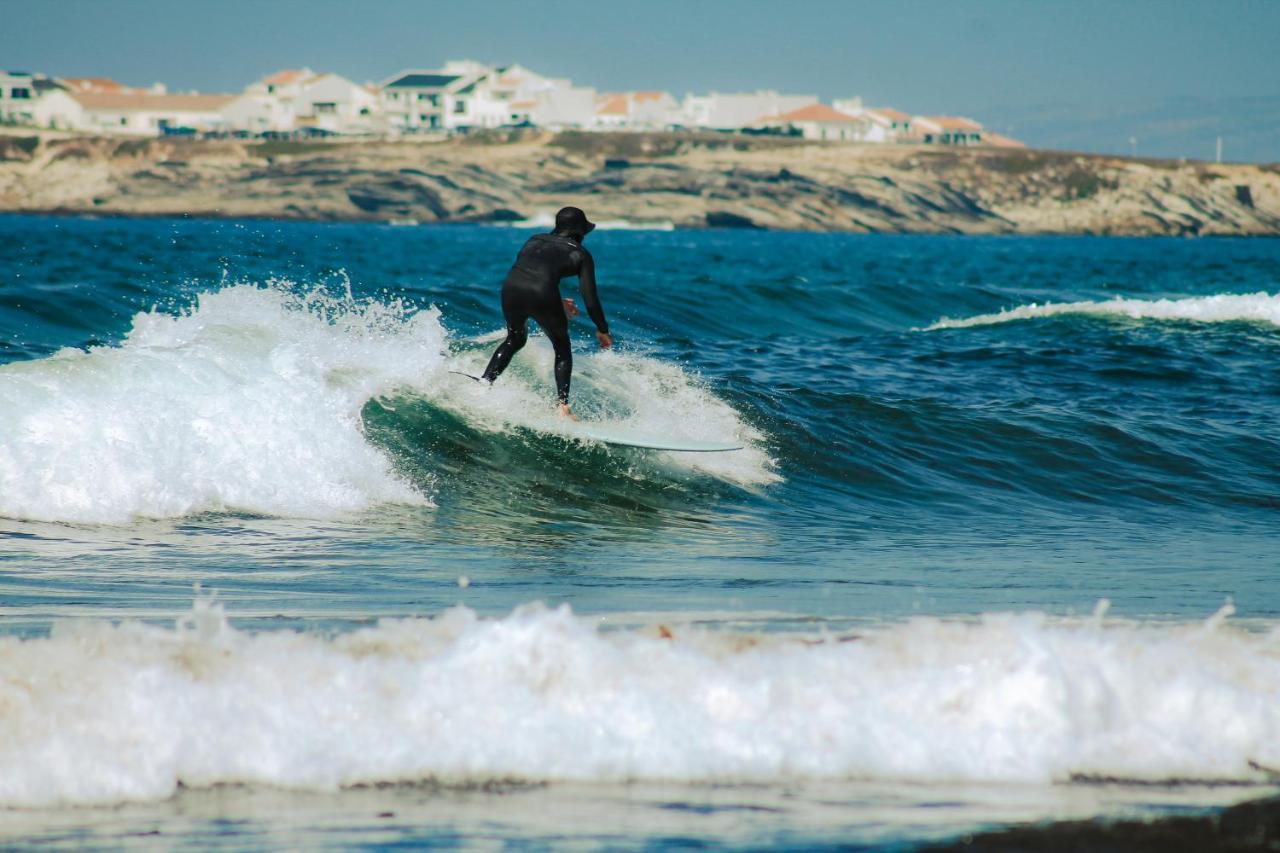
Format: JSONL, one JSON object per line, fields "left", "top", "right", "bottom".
{"left": 924, "top": 291, "right": 1280, "bottom": 331}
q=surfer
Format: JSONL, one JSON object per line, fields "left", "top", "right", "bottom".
{"left": 481, "top": 206, "right": 612, "bottom": 418}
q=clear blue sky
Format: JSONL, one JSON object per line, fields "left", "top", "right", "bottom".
{"left": 4, "top": 0, "right": 1276, "bottom": 114}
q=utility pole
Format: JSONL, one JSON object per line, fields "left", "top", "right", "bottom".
{"left": 1216, "top": 136, "right": 1223, "bottom": 164}
{"left": 1129, "top": 136, "right": 1137, "bottom": 158}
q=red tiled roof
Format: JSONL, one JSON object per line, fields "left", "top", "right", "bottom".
{"left": 766, "top": 103, "right": 864, "bottom": 124}
{"left": 62, "top": 77, "right": 129, "bottom": 93}
{"left": 596, "top": 94, "right": 629, "bottom": 116}
{"left": 631, "top": 91, "right": 669, "bottom": 103}
{"left": 926, "top": 115, "right": 983, "bottom": 131}
{"left": 72, "top": 92, "right": 236, "bottom": 111}
{"left": 868, "top": 107, "right": 910, "bottom": 122}
{"left": 983, "top": 132, "right": 1026, "bottom": 148}
{"left": 263, "top": 69, "right": 308, "bottom": 86}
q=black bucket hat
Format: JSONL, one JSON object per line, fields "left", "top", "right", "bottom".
{"left": 554, "top": 206, "right": 596, "bottom": 237}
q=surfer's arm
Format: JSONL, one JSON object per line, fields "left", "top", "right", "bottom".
{"left": 576, "top": 253, "right": 609, "bottom": 335}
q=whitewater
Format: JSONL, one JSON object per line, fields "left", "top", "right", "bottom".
{"left": 0, "top": 282, "right": 774, "bottom": 524}
{"left": 2, "top": 597, "right": 1278, "bottom": 808}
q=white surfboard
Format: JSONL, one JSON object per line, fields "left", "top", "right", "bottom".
{"left": 569, "top": 423, "right": 743, "bottom": 453}
{"left": 447, "top": 370, "right": 742, "bottom": 452}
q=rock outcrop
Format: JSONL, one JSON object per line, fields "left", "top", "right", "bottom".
{"left": 1, "top": 130, "right": 1277, "bottom": 236}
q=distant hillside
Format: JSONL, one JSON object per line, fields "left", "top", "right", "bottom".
{"left": 1, "top": 131, "right": 1277, "bottom": 236}
{"left": 983, "top": 95, "right": 1280, "bottom": 164}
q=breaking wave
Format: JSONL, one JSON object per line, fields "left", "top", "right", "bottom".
{"left": 1, "top": 598, "right": 1277, "bottom": 807}
{"left": 925, "top": 292, "right": 1280, "bottom": 331}
{"left": 0, "top": 283, "right": 774, "bottom": 524}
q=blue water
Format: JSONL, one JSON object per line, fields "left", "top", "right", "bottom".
{"left": 2, "top": 215, "right": 1279, "bottom": 847}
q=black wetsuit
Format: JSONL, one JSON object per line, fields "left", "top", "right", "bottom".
{"left": 481, "top": 231, "right": 608, "bottom": 403}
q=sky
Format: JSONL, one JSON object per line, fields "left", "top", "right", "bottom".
{"left": 3, "top": 0, "right": 1278, "bottom": 158}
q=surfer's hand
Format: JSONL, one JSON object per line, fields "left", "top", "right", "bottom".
{"left": 596, "top": 331, "right": 613, "bottom": 349}
{"left": 562, "top": 298, "right": 579, "bottom": 318}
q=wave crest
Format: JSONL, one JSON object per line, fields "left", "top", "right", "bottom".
{"left": 926, "top": 292, "right": 1280, "bottom": 331}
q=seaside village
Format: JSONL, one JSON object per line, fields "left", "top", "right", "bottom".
{"left": 0, "top": 60, "right": 1023, "bottom": 147}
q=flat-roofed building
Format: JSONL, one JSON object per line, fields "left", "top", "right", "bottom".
{"left": 380, "top": 69, "right": 477, "bottom": 132}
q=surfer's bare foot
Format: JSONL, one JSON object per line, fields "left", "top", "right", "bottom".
{"left": 558, "top": 403, "right": 578, "bottom": 421}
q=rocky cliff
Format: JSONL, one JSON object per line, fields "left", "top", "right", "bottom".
{"left": 1, "top": 130, "right": 1277, "bottom": 236}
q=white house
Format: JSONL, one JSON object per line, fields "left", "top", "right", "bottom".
{"left": 0, "top": 71, "right": 39, "bottom": 124}
{"left": 914, "top": 115, "right": 984, "bottom": 145}
{"left": 292, "top": 73, "right": 379, "bottom": 134}
{"left": 3, "top": 72, "right": 82, "bottom": 130}
{"left": 682, "top": 90, "right": 818, "bottom": 130}
{"left": 73, "top": 91, "right": 235, "bottom": 135}
{"left": 594, "top": 91, "right": 682, "bottom": 130}
{"left": 380, "top": 67, "right": 481, "bottom": 132}
{"left": 829, "top": 100, "right": 914, "bottom": 143}
{"left": 757, "top": 103, "right": 873, "bottom": 141}
{"left": 225, "top": 69, "right": 380, "bottom": 135}
{"left": 32, "top": 80, "right": 83, "bottom": 129}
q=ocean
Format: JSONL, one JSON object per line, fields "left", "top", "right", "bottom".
{"left": 1, "top": 214, "right": 1278, "bottom": 848}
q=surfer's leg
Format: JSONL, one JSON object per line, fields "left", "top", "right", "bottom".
{"left": 480, "top": 323, "right": 527, "bottom": 383}
{"left": 481, "top": 285, "right": 536, "bottom": 384}
{"left": 533, "top": 309, "right": 573, "bottom": 405}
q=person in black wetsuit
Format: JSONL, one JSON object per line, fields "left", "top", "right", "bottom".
{"left": 481, "top": 206, "right": 612, "bottom": 418}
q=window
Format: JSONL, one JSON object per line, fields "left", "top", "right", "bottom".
{"left": 389, "top": 92, "right": 400, "bottom": 101}
{"left": 417, "top": 93, "right": 428, "bottom": 101}
{"left": 119, "top": 116, "right": 128, "bottom": 126}
{"left": 10, "top": 87, "right": 31, "bottom": 99}
{"left": 419, "top": 114, "right": 428, "bottom": 122}
{"left": 314, "top": 102, "right": 336, "bottom": 114}
{"left": 453, "top": 99, "right": 466, "bottom": 114}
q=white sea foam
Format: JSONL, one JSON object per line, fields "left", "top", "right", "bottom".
{"left": 1, "top": 599, "right": 1277, "bottom": 807}
{"left": 0, "top": 283, "right": 774, "bottom": 523}
{"left": 0, "top": 284, "right": 442, "bottom": 524}
{"left": 439, "top": 339, "right": 778, "bottom": 487}
{"left": 925, "top": 291, "right": 1280, "bottom": 331}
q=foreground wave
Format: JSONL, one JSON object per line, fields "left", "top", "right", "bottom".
{"left": 1, "top": 598, "right": 1277, "bottom": 807}
{"left": 0, "top": 284, "right": 774, "bottom": 524}
{"left": 925, "top": 291, "right": 1280, "bottom": 330}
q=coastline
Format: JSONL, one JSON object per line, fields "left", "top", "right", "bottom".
{"left": 2, "top": 130, "right": 1276, "bottom": 237}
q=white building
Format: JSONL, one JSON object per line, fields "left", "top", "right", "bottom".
{"left": 224, "top": 69, "right": 378, "bottom": 135}
{"left": 0, "top": 71, "right": 39, "bottom": 124}
{"left": 757, "top": 103, "right": 873, "bottom": 141}
{"left": 914, "top": 115, "right": 984, "bottom": 145}
{"left": 829, "top": 100, "right": 914, "bottom": 143}
{"left": 381, "top": 61, "right": 596, "bottom": 132}
{"left": 3, "top": 72, "right": 82, "bottom": 130}
{"left": 682, "top": 90, "right": 819, "bottom": 130}
{"left": 72, "top": 92, "right": 235, "bottom": 135}
{"left": 32, "top": 81, "right": 83, "bottom": 129}
{"left": 593, "top": 91, "right": 682, "bottom": 130}
{"left": 380, "top": 67, "right": 481, "bottom": 132}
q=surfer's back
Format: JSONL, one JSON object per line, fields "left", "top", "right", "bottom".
{"left": 508, "top": 233, "right": 589, "bottom": 288}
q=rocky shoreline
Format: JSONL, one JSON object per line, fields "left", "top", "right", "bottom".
{"left": 1, "top": 130, "right": 1277, "bottom": 236}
